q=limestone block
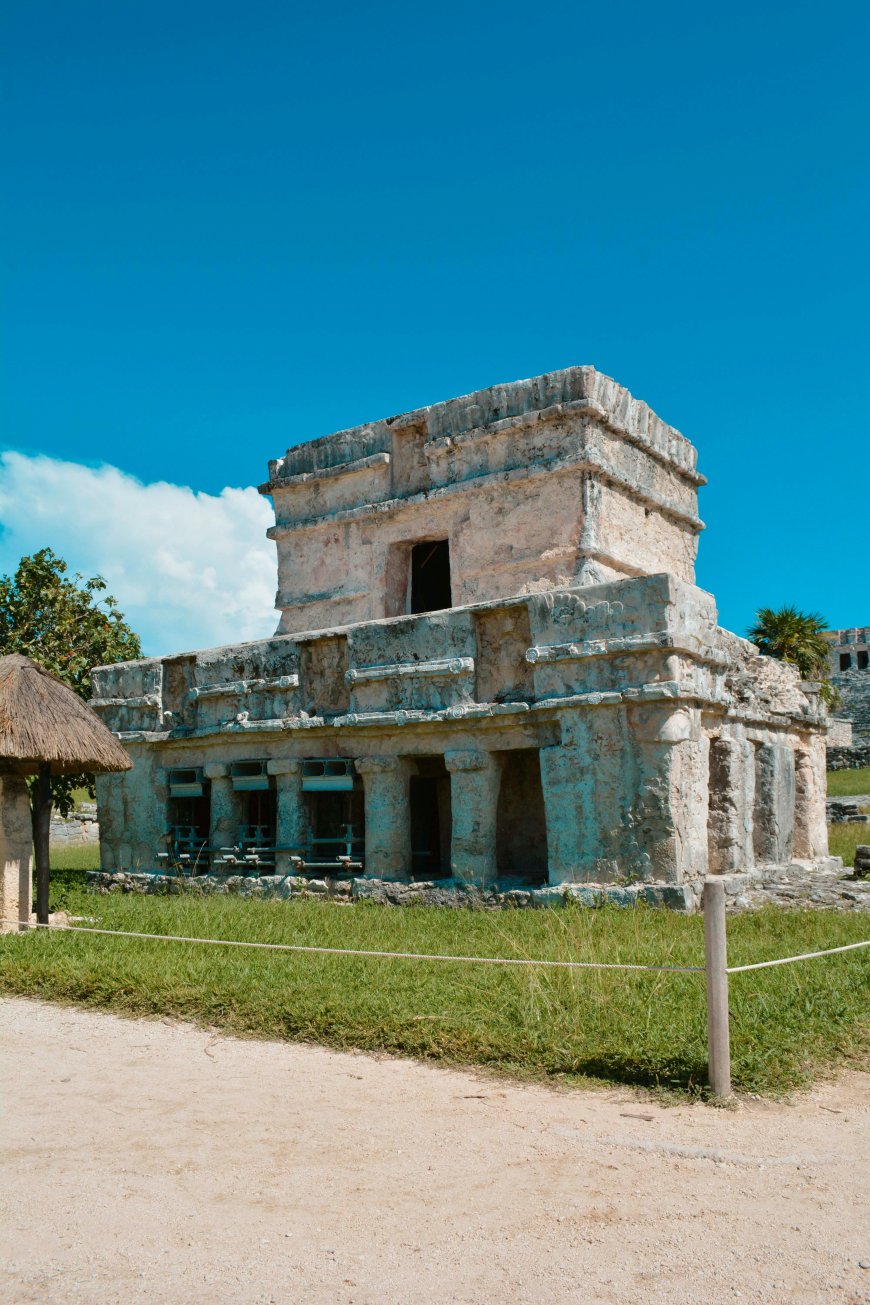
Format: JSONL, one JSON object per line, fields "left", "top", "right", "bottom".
{"left": 268, "top": 760, "right": 308, "bottom": 872}
{"left": 347, "top": 612, "right": 475, "bottom": 714}
{"left": 625, "top": 704, "right": 709, "bottom": 886}
{"left": 0, "top": 773, "right": 32, "bottom": 929}
{"left": 191, "top": 640, "right": 301, "bottom": 729}
{"left": 444, "top": 749, "right": 501, "bottom": 885}
{"left": 707, "top": 737, "right": 755, "bottom": 874}
{"left": 97, "top": 746, "right": 167, "bottom": 872}
{"left": 209, "top": 774, "right": 242, "bottom": 849}
{"left": 473, "top": 604, "right": 533, "bottom": 705}
{"left": 793, "top": 739, "right": 828, "bottom": 860}
{"left": 355, "top": 756, "right": 413, "bottom": 879}
{"left": 753, "top": 743, "right": 796, "bottom": 865}
{"left": 299, "top": 636, "right": 350, "bottom": 719}
{"left": 526, "top": 573, "right": 720, "bottom": 703}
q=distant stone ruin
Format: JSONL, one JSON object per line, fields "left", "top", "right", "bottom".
{"left": 824, "top": 627, "right": 870, "bottom": 770}
{"left": 89, "top": 367, "right": 833, "bottom": 909}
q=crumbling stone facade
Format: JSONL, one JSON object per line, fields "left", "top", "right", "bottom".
{"left": 824, "top": 627, "right": 870, "bottom": 770}
{"left": 91, "top": 367, "right": 831, "bottom": 909}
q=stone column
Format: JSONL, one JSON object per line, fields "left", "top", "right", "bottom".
{"left": 793, "top": 740, "right": 827, "bottom": 860}
{"left": 707, "top": 735, "right": 755, "bottom": 874}
{"left": 753, "top": 742, "right": 796, "bottom": 866}
{"left": 540, "top": 708, "right": 639, "bottom": 884}
{"left": 0, "top": 773, "right": 32, "bottom": 930}
{"left": 444, "top": 749, "right": 501, "bottom": 886}
{"left": 539, "top": 739, "right": 597, "bottom": 884}
{"left": 627, "top": 704, "right": 709, "bottom": 887}
{"left": 204, "top": 762, "right": 241, "bottom": 851}
{"left": 267, "top": 759, "right": 308, "bottom": 874}
{"left": 355, "top": 756, "right": 413, "bottom": 880}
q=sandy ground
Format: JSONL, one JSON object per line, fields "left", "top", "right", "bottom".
{"left": 1, "top": 999, "right": 868, "bottom": 1305}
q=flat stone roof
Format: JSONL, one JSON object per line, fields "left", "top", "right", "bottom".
{"left": 260, "top": 365, "right": 702, "bottom": 493}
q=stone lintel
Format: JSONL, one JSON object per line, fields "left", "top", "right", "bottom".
{"left": 203, "top": 762, "right": 230, "bottom": 779}
{"left": 355, "top": 756, "right": 402, "bottom": 775}
{"left": 444, "top": 749, "right": 494, "bottom": 772}
{"left": 266, "top": 759, "right": 304, "bottom": 777}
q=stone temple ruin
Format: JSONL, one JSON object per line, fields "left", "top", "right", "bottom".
{"left": 90, "top": 367, "right": 832, "bottom": 909}
{"left": 824, "top": 626, "right": 870, "bottom": 767}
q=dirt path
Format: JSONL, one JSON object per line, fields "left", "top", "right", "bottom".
{"left": 1, "top": 998, "right": 868, "bottom": 1305}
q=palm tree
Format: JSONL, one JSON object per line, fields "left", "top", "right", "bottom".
{"left": 748, "top": 605, "right": 837, "bottom": 704}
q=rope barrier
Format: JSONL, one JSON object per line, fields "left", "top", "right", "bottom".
{"left": 1, "top": 918, "right": 705, "bottom": 974}
{"left": 5, "top": 919, "right": 868, "bottom": 976}
{"left": 727, "top": 938, "right": 870, "bottom": 973}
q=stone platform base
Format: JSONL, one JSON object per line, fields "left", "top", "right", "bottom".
{"left": 711, "top": 858, "right": 870, "bottom": 910}
{"left": 84, "top": 865, "right": 870, "bottom": 912}
{"left": 86, "top": 871, "right": 695, "bottom": 911}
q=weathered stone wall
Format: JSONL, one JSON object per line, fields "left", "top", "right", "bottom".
{"left": 827, "top": 718, "right": 853, "bottom": 747}
{"left": 92, "top": 570, "right": 828, "bottom": 903}
{"left": 90, "top": 367, "right": 833, "bottom": 910}
{"left": 263, "top": 367, "right": 705, "bottom": 635}
{"left": 827, "top": 743, "right": 870, "bottom": 771}
{"left": 831, "top": 669, "right": 870, "bottom": 740}
{"left": 825, "top": 626, "right": 870, "bottom": 743}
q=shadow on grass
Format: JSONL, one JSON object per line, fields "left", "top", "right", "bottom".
{"left": 545, "top": 1052, "right": 709, "bottom": 1095}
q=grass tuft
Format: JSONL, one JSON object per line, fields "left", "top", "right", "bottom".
{"left": 827, "top": 766, "right": 870, "bottom": 798}
{"left": 828, "top": 823, "right": 869, "bottom": 869}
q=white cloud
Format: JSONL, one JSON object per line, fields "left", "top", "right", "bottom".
{"left": 0, "top": 452, "right": 278, "bottom": 657}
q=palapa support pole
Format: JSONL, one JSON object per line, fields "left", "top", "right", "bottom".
{"left": 703, "top": 877, "right": 732, "bottom": 1097}
{"left": 34, "top": 762, "right": 52, "bottom": 926}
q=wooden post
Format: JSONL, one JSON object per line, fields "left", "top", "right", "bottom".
{"left": 34, "top": 763, "right": 52, "bottom": 926}
{"left": 703, "top": 877, "right": 732, "bottom": 1097}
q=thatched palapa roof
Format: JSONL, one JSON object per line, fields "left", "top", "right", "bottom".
{"left": 0, "top": 653, "right": 132, "bottom": 775}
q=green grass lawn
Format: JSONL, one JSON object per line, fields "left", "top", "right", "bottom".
{"left": 2, "top": 888, "right": 868, "bottom": 1098}
{"left": 827, "top": 766, "right": 870, "bottom": 797}
{"left": 828, "top": 822, "right": 869, "bottom": 869}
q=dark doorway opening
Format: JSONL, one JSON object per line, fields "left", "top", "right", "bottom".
{"left": 241, "top": 787, "right": 277, "bottom": 857}
{"left": 840, "top": 653, "right": 852, "bottom": 670}
{"left": 305, "top": 787, "right": 365, "bottom": 866}
{"left": 496, "top": 750, "right": 548, "bottom": 885}
{"left": 409, "top": 757, "right": 451, "bottom": 879}
{"left": 858, "top": 651, "right": 869, "bottom": 671}
{"left": 410, "top": 539, "right": 452, "bottom": 614}
{"left": 167, "top": 792, "right": 211, "bottom": 871}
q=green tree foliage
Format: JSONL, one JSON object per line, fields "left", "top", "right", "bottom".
{"left": 0, "top": 548, "right": 141, "bottom": 815}
{"left": 747, "top": 604, "right": 837, "bottom": 707}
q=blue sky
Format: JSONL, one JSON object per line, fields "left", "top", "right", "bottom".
{"left": 1, "top": 0, "right": 868, "bottom": 654}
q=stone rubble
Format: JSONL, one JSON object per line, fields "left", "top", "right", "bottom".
{"left": 826, "top": 797, "right": 870, "bottom": 824}
{"left": 86, "top": 862, "right": 870, "bottom": 912}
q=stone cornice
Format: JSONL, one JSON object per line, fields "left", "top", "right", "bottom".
{"left": 89, "top": 694, "right": 160, "bottom": 709}
{"left": 526, "top": 633, "right": 730, "bottom": 668}
{"left": 187, "top": 674, "right": 299, "bottom": 700}
{"left": 258, "top": 452, "right": 390, "bottom": 496}
{"left": 419, "top": 397, "right": 706, "bottom": 486}
{"left": 346, "top": 656, "right": 474, "bottom": 685}
{"left": 267, "top": 449, "right": 704, "bottom": 540}
{"left": 262, "top": 367, "right": 703, "bottom": 494}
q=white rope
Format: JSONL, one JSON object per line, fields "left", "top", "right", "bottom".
{"left": 1, "top": 919, "right": 704, "bottom": 974}
{"left": 727, "top": 938, "right": 870, "bottom": 973}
